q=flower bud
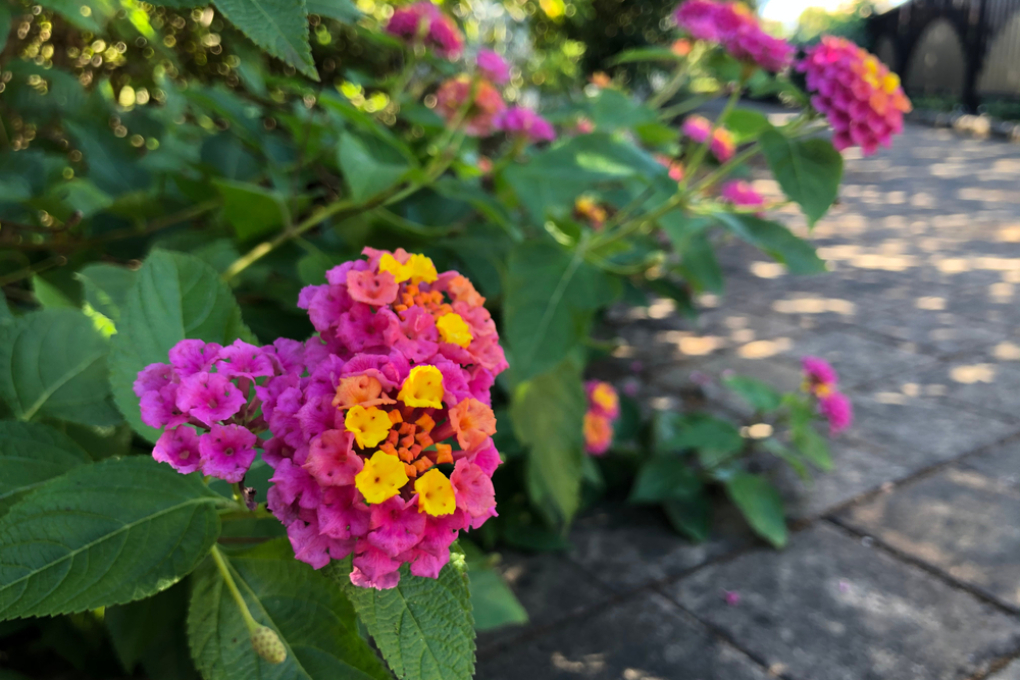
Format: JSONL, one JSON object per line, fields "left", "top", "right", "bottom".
{"left": 250, "top": 625, "right": 286, "bottom": 664}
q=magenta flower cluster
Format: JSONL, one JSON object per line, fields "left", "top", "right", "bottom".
{"left": 798, "top": 36, "right": 912, "bottom": 156}
{"left": 386, "top": 1, "right": 463, "bottom": 59}
{"left": 674, "top": 0, "right": 793, "bottom": 73}
{"left": 801, "top": 356, "right": 853, "bottom": 435}
{"left": 137, "top": 249, "right": 508, "bottom": 590}
{"left": 495, "top": 106, "right": 557, "bottom": 143}
{"left": 720, "top": 180, "right": 765, "bottom": 212}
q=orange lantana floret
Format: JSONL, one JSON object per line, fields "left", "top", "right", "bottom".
{"left": 448, "top": 398, "right": 497, "bottom": 450}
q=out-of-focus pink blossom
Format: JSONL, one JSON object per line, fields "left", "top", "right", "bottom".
{"left": 494, "top": 106, "right": 556, "bottom": 143}
{"left": 720, "top": 180, "right": 765, "bottom": 210}
{"left": 819, "top": 391, "right": 853, "bottom": 435}
{"left": 386, "top": 2, "right": 463, "bottom": 59}
{"left": 674, "top": 0, "right": 793, "bottom": 72}
{"left": 476, "top": 49, "right": 510, "bottom": 84}
{"left": 435, "top": 76, "right": 507, "bottom": 136}
{"left": 798, "top": 36, "right": 912, "bottom": 155}
{"left": 682, "top": 114, "right": 735, "bottom": 162}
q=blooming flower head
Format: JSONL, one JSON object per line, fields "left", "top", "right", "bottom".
{"left": 435, "top": 75, "right": 507, "bottom": 136}
{"left": 584, "top": 380, "right": 620, "bottom": 456}
{"left": 494, "top": 106, "right": 557, "bottom": 143}
{"left": 269, "top": 248, "right": 506, "bottom": 588}
{"left": 386, "top": 1, "right": 463, "bottom": 59}
{"left": 674, "top": 0, "right": 793, "bottom": 72}
{"left": 720, "top": 180, "right": 765, "bottom": 210}
{"left": 801, "top": 355, "right": 838, "bottom": 396}
{"left": 819, "top": 391, "right": 853, "bottom": 435}
{"left": 798, "top": 36, "right": 912, "bottom": 155}
{"left": 682, "top": 115, "right": 735, "bottom": 162}
{"left": 656, "top": 154, "right": 685, "bottom": 182}
{"left": 477, "top": 49, "right": 510, "bottom": 84}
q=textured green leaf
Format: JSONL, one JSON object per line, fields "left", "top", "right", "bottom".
{"left": 656, "top": 413, "right": 743, "bottom": 458}
{"left": 106, "top": 582, "right": 199, "bottom": 680}
{"left": 511, "top": 359, "right": 587, "bottom": 528}
{"left": 0, "top": 309, "right": 121, "bottom": 426}
{"left": 629, "top": 455, "right": 702, "bottom": 504}
{"left": 0, "top": 421, "right": 89, "bottom": 515}
{"left": 724, "top": 473, "right": 787, "bottom": 548}
{"left": 338, "top": 131, "right": 410, "bottom": 204}
{"left": 31, "top": 275, "right": 75, "bottom": 309}
{"left": 213, "top": 0, "right": 318, "bottom": 80}
{"left": 503, "top": 241, "right": 616, "bottom": 382}
{"left": 188, "top": 540, "right": 390, "bottom": 680}
{"left": 214, "top": 178, "right": 290, "bottom": 241}
{"left": 759, "top": 128, "right": 843, "bottom": 226}
{"left": 723, "top": 109, "right": 770, "bottom": 144}
{"left": 663, "top": 490, "right": 711, "bottom": 543}
{"left": 328, "top": 558, "right": 475, "bottom": 680}
{"left": 791, "top": 420, "right": 833, "bottom": 471}
{"left": 0, "top": 457, "right": 223, "bottom": 620}
{"left": 715, "top": 213, "right": 826, "bottom": 275}
{"left": 463, "top": 546, "right": 527, "bottom": 632}
{"left": 306, "top": 0, "right": 361, "bottom": 22}
{"left": 109, "top": 249, "right": 251, "bottom": 442}
{"left": 608, "top": 46, "right": 684, "bottom": 65}
{"left": 722, "top": 374, "right": 782, "bottom": 412}
{"left": 65, "top": 121, "right": 151, "bottom": 197}
{"left": 76, "top": 263, "right": 137, "bottom": 323}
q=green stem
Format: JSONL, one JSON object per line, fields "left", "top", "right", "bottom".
{"left": 658, "top": 92, "right": 723, "bottom": 121}
{"left": 210, "top": 545, "right": 259, "bottom": 634}
{"left": 648, "top": 61, "right": 690, "bottom": 109}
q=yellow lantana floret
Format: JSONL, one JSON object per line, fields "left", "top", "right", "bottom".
{"left": 345, "top": 404, "right": 393, "bottom": 448}
{"left": 356, "top": 451, "right": 409, "bottom": 504}
{"left": 378, "top": 253, "right": 413, "bottom": 283}
{"left": 414, "top": 468, "right": 456, "bottom": 516}
{"left": 407, "top": 253, "right": 438, "bottom": 284}
{"left": 592, "top": 383, "right": 619, "bottom": 414}
{"left": 398, "top": 365, "right": 444, "bottom": 408}
{"left": 436, "top": 313, "right": 473, "bottom": 348}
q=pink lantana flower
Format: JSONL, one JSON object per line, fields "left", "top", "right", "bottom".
{"left": 720, "top": 180, "right": 765, "bottom": 211}
{"left": 682, "top": 114, "right": 735, "bottom": 162}
{"left": 674, "top": 0, "right": 793, "bottom": 73}
{"left": 819, "top": 391, "right": 853, "bottom": 435}
{"left": 798, "top": 36, "right": 912, "bottom": 155}
{"left": 477, "top": 49, "right": 510, "bottom": 84}
{"left": 494, "top": 106, "right": 557, "bottom": 143}
{"left": 199, "top": 423, "right": 258, "bottom": 483}
{"left": 584, "top": 380, "right": 621, "bottom": 456}
{"left": 800, "top": 356, "right": 853, "bottom": 435}
{"left": 435, "top": 75, "right": 507, "bottom": 136}
{"left": 386, "top": 1, "right": 463, "bottom": 59}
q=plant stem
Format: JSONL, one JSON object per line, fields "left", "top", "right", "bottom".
{"left": 649, "top": 61, "right": 690, "bottom": 109}
{"left": 0, "top": 254, "right": 67, "bottom": 287}
{"left": 210, "top": 545, "right": 260, "bottom": 634}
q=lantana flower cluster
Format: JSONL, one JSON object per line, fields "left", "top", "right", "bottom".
{"left": 720, "top": 180, "right": 765, "bottom": 211}
{"left": 682, "top": 115, "right": 735, "bottom": 162}
{"left": 801, "top": 356, "right": 853, "bottom": 435}
{"left": 798, "top": 36, "right": 912, "bottom": 155}
{"left": 583, "top": 381, "right": 620, "bottom": 455}
{"left": 138, "top": 249, "right": 507, "bottom": 590}
{"left": 386, "top": 1, "right": 463, "bottom": 60}
{"left": 674, "top": 0, "right": 794, "bottom": 73}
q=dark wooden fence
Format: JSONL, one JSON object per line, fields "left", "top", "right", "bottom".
{"left": 869, "top": 0, "right": 1020, "bottom": 110}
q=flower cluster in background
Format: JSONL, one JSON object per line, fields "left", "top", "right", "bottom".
{"left": 584, "top": 381, "right": 620, "bottom": 455}
{"left": 682, "top": 115, "right": 735, "bottom": 162}
{"left": 139, "top": 250, "right": 507, "bottom": 590}
{"left": 386, "top": 1, "right": 463, "bottom": 60}
{"left": 799, "top": 36, "right": 912, "bottom": 155}
{"left": 720, "top": 180, "right": 765, "bottom": 212}
{"left": 801, "top": 356, "right": 853, "bottom": 435}
{"left": 674, "top": 0, "right": 794, "bottom": 73}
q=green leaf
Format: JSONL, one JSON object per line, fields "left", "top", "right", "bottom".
{"left": 724, "top": 473, "right": 787, "bottom": 548}
{"left": 511, "top": 359, "right": 587, "bottom": 528}
{"left": 213, "top": 0, "right": 318, "bottom": 80}
{"left": 722, "top": 109, "right": 770, "bottom": 144}
{"left": 503, "top": 241, "right": 616, "bottom": 382}
{"left": 31, "top": 274, "right": 75, "bottom": 309}
{"left": 65, "top": 121, "right": 151, "bottom": 197}
{"left": 214, "top": 179, "right": 290, "bottom": 241}
{"left": 0, "top": 309, "right": 121, "bottom": 426}
{"left": 76, "top": 263, "right": 137, "bottom": 323}
{"left": 328, "top": 558, "right": 475, "bottom": 680}
{"left": 608, "top": 46, "right": 684, "bottom": 65}
{"left": 462, "top": 546, "right": 528, "bottom": 632}
{"left": 665, "top": 219, "right": 722, "bottom": 294}
{"left": 0, "top": 3, "right": 12, "bottom": 53}
{"left": 629, "top": 455, "right": 702, "bottom": 504}
{"left": 722, "top": 374, "right": 782, "bottom": 412}
{"left": 338, "top": 131, "right": 410, "bottom": 204}
{"left": 762, "top": 437, "right": 810, "bottom": 481}
{"left": 189, "top": 540, "right": 390, "bottom": 680}
{"left": 662, "top": 490, "right": 711, "bottom": 543}
{"left": 791, "top": 420, "right": 833, "bottom": 471}
{"left": 109, "top": 250, "right": 251, "bottom": 442}
{"left": 759, "top": 128, "right": 843, "bottom": 226}
{"left": 106, "top": 582, "right": 199, "bottom": 680}
{"left": 0, "top": 421, "right": 89, "bottom": 515}
{"left": 714, "top": 213, "right": 826, "bottom": 275}
{"left": 656, "top": 413, "right": 743, "bottom": 458}
{"left": 0, "top": 457, "right": 223, "bottom": 620}
{"left": 306, "top": 0, "right": 361, "bottom": 22}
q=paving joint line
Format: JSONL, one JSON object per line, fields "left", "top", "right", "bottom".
{"left": 824, "top": 516, "right": 1020, "bottom": 617}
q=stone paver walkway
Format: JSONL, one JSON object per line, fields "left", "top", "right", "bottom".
{"left": 476, "top": 123, "right": 1020, "bottom": 679}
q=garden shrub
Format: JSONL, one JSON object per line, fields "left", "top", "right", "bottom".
{"left": 0, "top": 0, "right": 908, "bottom": 677}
